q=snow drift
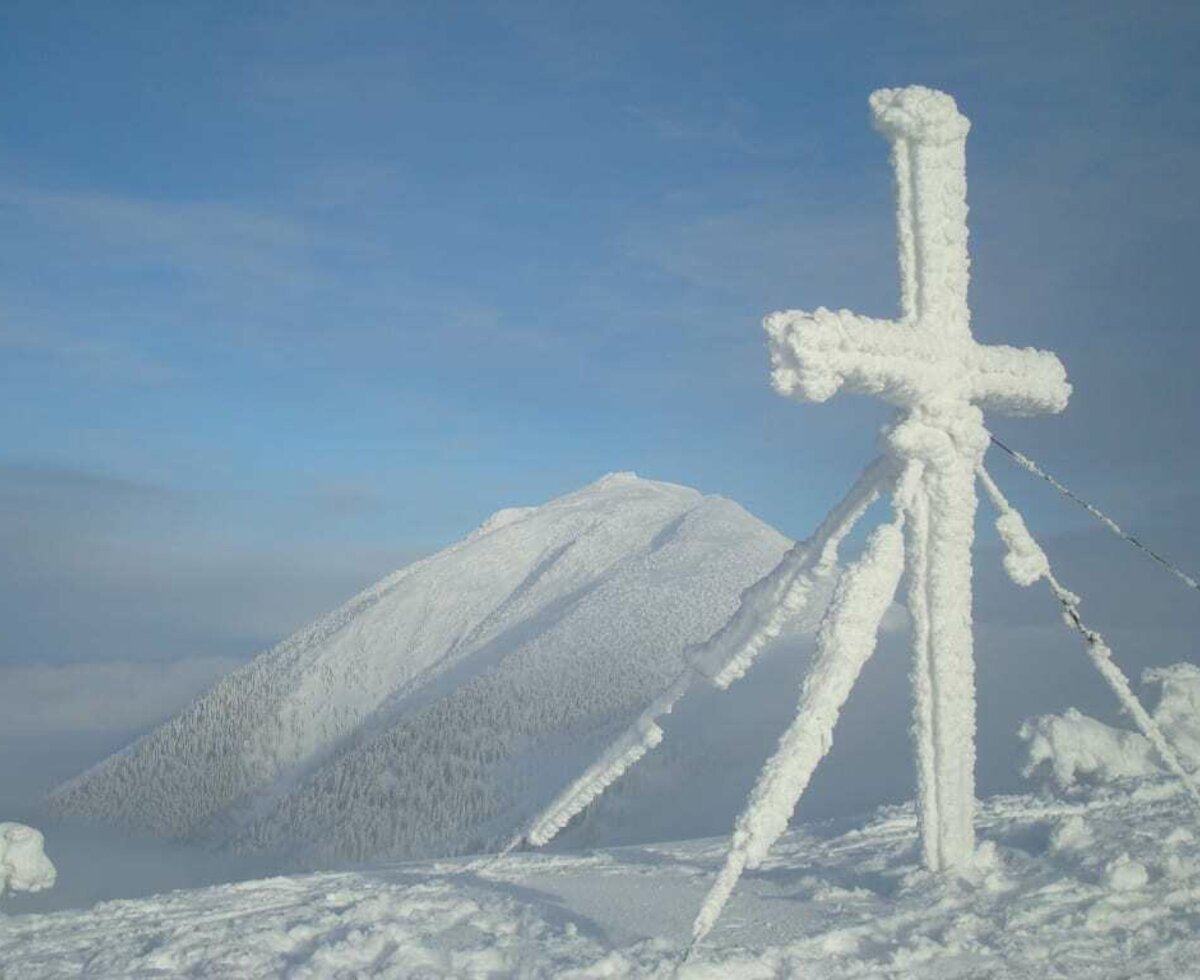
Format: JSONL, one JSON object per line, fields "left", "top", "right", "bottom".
{"left": 1020, "top": 662, "right": 1200, "bottom": 791}
{"left": 48, "top": 473, "right": 792, "bottom": 864}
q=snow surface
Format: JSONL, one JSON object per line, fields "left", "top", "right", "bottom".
{"left": 48, "top": 474, "right": 791, "bottom": 865}
{"left": 6, "top": 781, "right": 1200, "bottom": 977}
{"left": 0, "top": 822, "right": 55, "bottom": 896}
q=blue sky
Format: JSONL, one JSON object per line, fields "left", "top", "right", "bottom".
{"left": 2, "top": 2, "right": 1199, "bottom": 779}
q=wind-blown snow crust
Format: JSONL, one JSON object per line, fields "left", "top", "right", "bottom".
{"left": 49, "top": 474, "right": 790, "bottom": 864}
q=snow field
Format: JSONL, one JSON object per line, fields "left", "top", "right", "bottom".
{"left": 6, "top": 783, "right": 1200, "bottom": 978}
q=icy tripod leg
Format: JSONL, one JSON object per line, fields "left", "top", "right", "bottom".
{"left": 978, "top": 465, "right": 1200, "bottom": 814}
{"left": 519, "top": 457, "right": 892, "bottom": 851}
{"left": 691, "top": 493, "right": 909, "bottom": 947}
{"left": 699, "top": 455, "right": 894, "bottom": 689}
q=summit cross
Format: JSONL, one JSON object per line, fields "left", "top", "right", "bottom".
{"left": 765, "top": 85, "right": 1070, "bottom": 871}
{"left": 525, "top": 87, "right": 1117, "bottom": 949}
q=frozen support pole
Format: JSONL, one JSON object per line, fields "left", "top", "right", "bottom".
{"left": 766, "top": 86, "right": 1071, "bottom": 872}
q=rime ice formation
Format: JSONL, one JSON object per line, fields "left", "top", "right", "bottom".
{"left": 695, "top": 86, "right": 1073, "bottom": 933}
{"left": 522, "top": 85, "right": 1101, "bottom": 947}
{"left": 49, "top": 474, "right": 791, "bottom": 864}
{"left": 693, "top": 475, "right": 912, "bottom": 943}
{"left": 0, "top": 823, "right": 56, "bottom": 896}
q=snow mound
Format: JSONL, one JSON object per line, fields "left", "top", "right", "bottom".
{"left": 49, "top": 474, "right": 791, "bottom": 865}
{"left": 1020, "top": 662, "right": 1200, "bottom": 790}
{"left": 0, "top": 822, "right": 56, "bottom": 896}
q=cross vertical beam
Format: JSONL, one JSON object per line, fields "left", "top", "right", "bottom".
{"left": 766, "top": 86, "right": 1070, "bottom": 874}
{"left": 873, "top": 86, "right": 972, "bottom": 337}
{"left": 896, "top": 420, "right": 984, "bottom": 871}
{"left": 874, "top": 88, "right": 981, "bottom": 871}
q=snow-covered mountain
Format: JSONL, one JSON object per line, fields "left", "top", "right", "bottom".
{"left": 48, "top": 473, "right": 791, "bottom": 864}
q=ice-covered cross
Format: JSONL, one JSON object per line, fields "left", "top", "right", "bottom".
{"left": 530, "top": 85, "right": 1198, "bottom": 948}
{"left": 766, "top": 86, "right": 1070, "bottom": 871}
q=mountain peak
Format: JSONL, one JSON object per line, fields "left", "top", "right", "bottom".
{"left": 592, "top": 470, "right": 639, "bottom": 485}
{"left": 567, "top": 470, "right": 703, "bottom": 504}
{"left": 50, "top": 475, "right": 791, "bottom": 865}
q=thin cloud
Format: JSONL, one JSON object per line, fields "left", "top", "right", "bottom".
{"left": 0, "top": 658, "right": 241, "bottom": 737}
{"left": 623, "top": 102, "right": 764, "bottom": 156}
{"left": 0, "top": 322, "right": 174, "bottom": 385}
{"left": 0, "top": 183, "right": 314, "bottom": 292}
{"left": 0, "top": 460, "right": 176, "bottom": 532}
{"left": 0, "top": 459, "right": 420, "bottom": 666}
{"left": 306, "top": 481, "right": 388, "bottom": 519}
{"left": 618, "top": 196, "right": 896, "bottom": 316}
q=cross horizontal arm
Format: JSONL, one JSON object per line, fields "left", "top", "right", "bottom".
{"left": 766, "top": 307, "right": 1070, "bottom": 415}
